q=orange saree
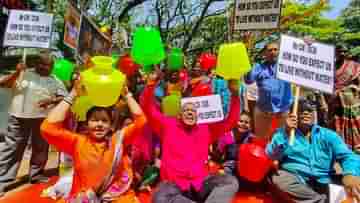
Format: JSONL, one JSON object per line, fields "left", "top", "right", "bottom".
{"left": 40, "top": 114, "right": 146, "bottom": 203}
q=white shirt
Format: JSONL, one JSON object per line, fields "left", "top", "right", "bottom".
{"left": 9, "top": 69, "right": 67, "bottom": 118}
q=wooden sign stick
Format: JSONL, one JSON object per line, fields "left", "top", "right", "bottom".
{"left": 289, "top": 85, "right": 301, "bottom": 146}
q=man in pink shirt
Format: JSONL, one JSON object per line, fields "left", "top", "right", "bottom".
{"left": 141, "top": 72, "right": 240, "bottom": 203}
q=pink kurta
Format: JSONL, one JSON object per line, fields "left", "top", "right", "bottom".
{"left": 141, "top": 84, "right": 240, "bottom": 191}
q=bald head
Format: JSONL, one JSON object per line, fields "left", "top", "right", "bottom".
{"left": 36, "top": 51, "right": 54, "bottom": 76}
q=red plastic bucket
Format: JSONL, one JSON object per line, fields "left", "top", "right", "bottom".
{"left": 237, "top": 143, "right": 272, "bottom": 182}
{"left": 251, "top": 137, "right": 268, "bottom": 148}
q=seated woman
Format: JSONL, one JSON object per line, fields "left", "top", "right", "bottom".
{"left": 40, "top": 82, "right": 146, "bottom": 203}
{"left": 222, "top": 112, "right": 254, "bottom": 176}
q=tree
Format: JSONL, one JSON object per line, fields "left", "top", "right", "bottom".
{"left": 282, "top": 0, "right": 343, "bottom": 43}
{"left": 339, "top": 0, "right": 360, "bottom": 58}
{"left": 140, "top": 0, "right": 228, "bottom": 62}
{"left": 187, "top": 14, "right": 228, "bottom": 55}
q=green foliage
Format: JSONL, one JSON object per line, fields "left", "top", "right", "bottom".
{"left": 283, "top": 1, "right": 342, "bottom": 43}
{"left": 338, "top": 0, "right": 360, "bottom": 58}
{"left": 189, "top": 14, "right": 228, "bottom": 54}
{"left": 265, "top": 0, "right": 360, "bottom": 59}
{"left": 22, "top": 0, "right": 359, "bottom": 60}
{"left": 342, "top": 0, "right": 360, "bottom": 32}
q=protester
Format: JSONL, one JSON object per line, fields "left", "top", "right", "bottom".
{"left": 41, "top": 110, "right": 79, "bottom": 200}
{"left": 239, "top": 81, "right": 258, "bottom": 130}
{"left": 184, "top": 65, "right": 212, "bottom": 97}
{"left": 305, "top": 92, "right": 329, "bottom": 128}
{"left": 222, "top": 112, "right": 254, "bottom": 176}
{"left": 333, "top": 56, "right": 360, "bottom": 153}
{"left": 164, "top": 69, "right": 184, "bottom": 94}
{"left": 266, "top": 99, "right": 360, "bottom": 203}
{"left": 134, "top": 132, "right": 161, "bottom": 192}
{"left": 40, "top": 80, "right": 146, "bottom": 202}
{"left": 130, "top": 124, "right": 158, "bottom": 188}
{"left": 141, "top": 71, "right": 240, "bottom": 203}
{"left": 245, "top": 42, "right": 293, "bottom": 140}
{"left": 0, "top": 52, "right": 67, "bottom": 196}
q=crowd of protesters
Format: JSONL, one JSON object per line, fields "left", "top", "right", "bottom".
{"left": 0, "top": 41, "right": 359, "bottom": 203}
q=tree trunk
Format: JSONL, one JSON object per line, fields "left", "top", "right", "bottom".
{"left": 47, "top": 0, "right": 53, "bottom": 12}
{"left": 182, "top": 0, "right": 214, "bottom": 52}
{"left": 118, "top": 0, "right": 147, "bottom": 22}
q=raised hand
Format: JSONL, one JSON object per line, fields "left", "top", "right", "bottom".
{"left": 228, "top": 80, "right": 240, "bottom": 96}
{"left": 16, "top": 63, "right": 26, "bottom": 72}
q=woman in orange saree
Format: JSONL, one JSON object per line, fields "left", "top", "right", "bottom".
{"left": 40, "top": 83, "right": 146, "bottom": 203}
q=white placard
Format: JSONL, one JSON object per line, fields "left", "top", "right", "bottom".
{"left": 329, "top": 184, "right": 358, "bottom": 203}
{"left": 277, "top": 35, "right": 335, "bottom": 94}
{"left": 181, "top": 95, "right": 224, "bottom": 124}
{"left": 234, "top": 0, "right": 282, "bottom": 30}
{"left": 3, "top": 10, "right": 53, "bottom": 48}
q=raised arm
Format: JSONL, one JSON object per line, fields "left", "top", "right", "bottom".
{"left": 41, "top": 88, "right": 78, "bottom": 156}
{"left": 208, "top": 80, "right": 240, "bottom": 142}
{"left": 140, "top": 84, "right": 166, "bottom": 136}
{"left": 121, "top": 89, "right": 147, "bottom": 146}
{"left": 140, "top": 73, "right": 167, "bottom": 137}
{"left": 244, "top": 63, "right": 260, "bottom": 85}
{"left": 0, "top": 63, "right": 25, "bottom": 88}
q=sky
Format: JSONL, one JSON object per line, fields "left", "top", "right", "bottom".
{"left": 133, "top": 0, "right": 352, "bottom": 25}
{"left": 324, "top": 0, "right": 351, "bottom": 19}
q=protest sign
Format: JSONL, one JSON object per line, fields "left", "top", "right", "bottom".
{"left": 3, "top": 10, "right": 53, "bottom": 48}
{"left": 181, "top": 95, "right": 224, "bottom": 124}
{"left": 77, "top": 15, "right": 111, "bottom": 61}
{"left": 234, "top": 0, "right": 282, "bottom": 30}
{"left": 277, "top": 35, "right": 335, "bottom": 94}
{"left": 64, "top": 3, "right": 80, "bottom": 49}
